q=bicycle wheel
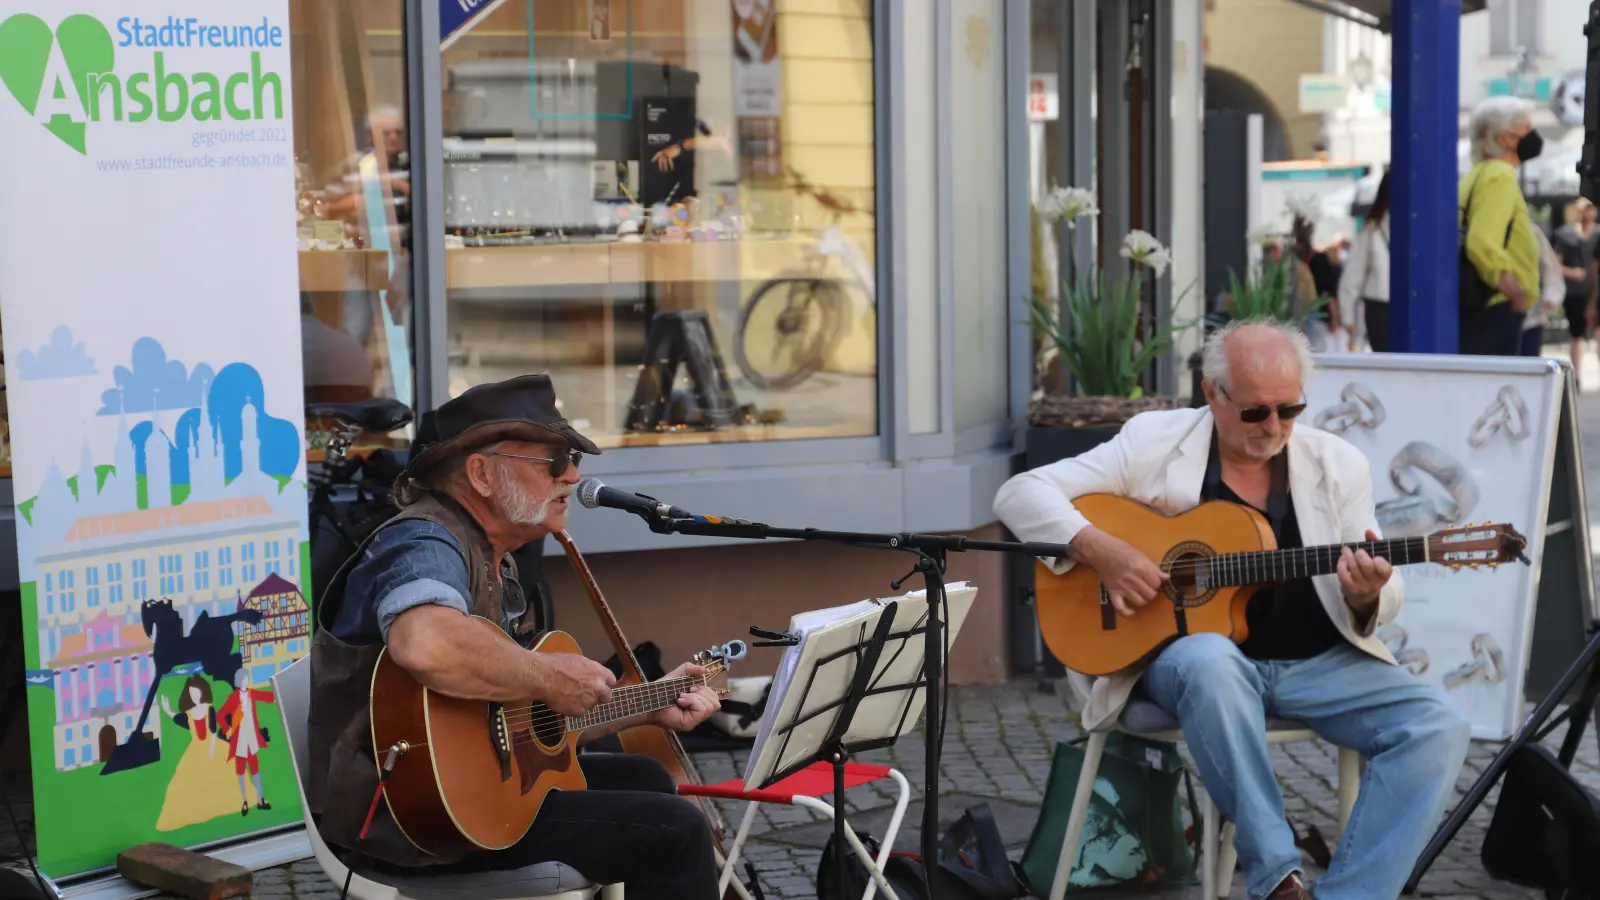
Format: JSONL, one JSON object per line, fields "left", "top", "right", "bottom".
{"left": 734, "top": 277, "right": 843, "bottom": 390}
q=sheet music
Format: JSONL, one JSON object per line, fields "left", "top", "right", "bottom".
{"left": 743, "top": 583, "right": 979, "bottom": 790}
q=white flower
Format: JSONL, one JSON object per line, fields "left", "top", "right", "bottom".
{"left": 1285, "top": 194, "right": 1318, "bottom": 223}
{"left": 1120, "top": 230, "right": 1171, "bottom": 279}
{"left": 1036, "top": 185, "right": 1099, "bottom": 228}
{"left": 1247, "top": 225, "right": 1282, "bottom": 247}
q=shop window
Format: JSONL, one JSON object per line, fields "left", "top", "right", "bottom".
{"left": 291, "top": 0, "right": 416, "bottom": 453}
{"left": 438, "top": 0, "right": 878, "bottom": 447}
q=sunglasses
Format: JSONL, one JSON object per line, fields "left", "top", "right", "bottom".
{"left": 1219, "top": 386, "right": 1306, "bottom": 424}
{"left": 489, "top": 449, "right": 583, "bottom": 478}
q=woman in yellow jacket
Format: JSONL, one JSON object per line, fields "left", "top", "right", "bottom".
{"left": 1459, "top": 95, "right": 1542, "bottom": 355}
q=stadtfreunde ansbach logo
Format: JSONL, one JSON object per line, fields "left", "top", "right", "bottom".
{"left": 0, "top": 13, "right": 285, "bottom": 155}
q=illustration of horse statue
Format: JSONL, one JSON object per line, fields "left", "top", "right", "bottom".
{"left": 101, "top": 597, "right": 265, "bottom": 775}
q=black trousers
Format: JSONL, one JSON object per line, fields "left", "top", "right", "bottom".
{"left": 1459, "top": 300, "right": 1524, "bottom": 355}
{"left": 1363, "top": 299, "right": 1389, "bottom": 352}
{"left": 401, "top": 753, "right": 719, "bottom": 898}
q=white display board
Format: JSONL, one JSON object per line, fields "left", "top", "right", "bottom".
{"left": 1305, "top": 354, "right": 1566, "bottom": 740}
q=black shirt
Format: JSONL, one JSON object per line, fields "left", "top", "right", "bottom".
{"left": 1201, "top": 436, "right": 1344, "bottom": 661}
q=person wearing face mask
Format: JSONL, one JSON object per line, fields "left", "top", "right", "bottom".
{"left": 1458, "top": 96, "right": 1543, "bottom": 355}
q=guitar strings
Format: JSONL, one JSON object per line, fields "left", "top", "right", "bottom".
{"left": 497, "top": 671, "right": 721, "bottom": 732}
{"left": 1150, "top": 537, "right": 1428, "bottom": 578}
{"left": 497, "top": 674, "right": 712, "bottom": 729}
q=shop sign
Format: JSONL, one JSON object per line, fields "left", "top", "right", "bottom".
{"left": 1299, "top": 72, "right": 1349, "bottom": 113}
{"left": 1028, "top": 73, "right": 1058, "bottom": 122}
{"left": 441, "top": 0, "right": 510, "bottom": 50}
{"left": 0, "top": 0, "right": 310, "bottom": 881}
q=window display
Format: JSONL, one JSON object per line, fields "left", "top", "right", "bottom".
{"left": 289, "top": 0, "right": 414, "bottom": 454}
{"left": 438, "top": 0, "right": 879, "bottom": 447}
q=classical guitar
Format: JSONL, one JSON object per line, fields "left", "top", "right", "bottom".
{"left": 1034, "top": 493, "right": 1528, "bottom": 677}
{"left": 370, "top": 618, "right": 734, "bottom": 857}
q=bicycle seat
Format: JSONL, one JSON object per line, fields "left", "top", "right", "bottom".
{"left": 306, "top": 398, "right": 414, "bottom": 434}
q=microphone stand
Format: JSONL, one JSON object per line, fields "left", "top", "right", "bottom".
{"left": 634, "top": 511, "right": 1073, "bottom": 899}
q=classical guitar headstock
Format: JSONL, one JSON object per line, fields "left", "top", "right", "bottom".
{"left": 1427, "top": 523, "right": 1530, "bottom": 569}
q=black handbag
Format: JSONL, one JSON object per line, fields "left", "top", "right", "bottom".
{"left": 1459, "top": 168, "right": 1515, "bottom": 315}
{"left": 1481, "top": 743, "right": 1600, "bottom": 899}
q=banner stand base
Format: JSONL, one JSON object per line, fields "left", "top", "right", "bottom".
{"left": 40, "top": 827, "right": 310, "bottom": 900}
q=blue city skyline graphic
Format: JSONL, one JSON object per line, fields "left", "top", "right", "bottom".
{"left": 16, "top": 332, "right": 306, "bottom": 582}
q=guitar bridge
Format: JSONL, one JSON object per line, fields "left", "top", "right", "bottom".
{"left": 488, "top": 703, "right": 512, "bottom": 782}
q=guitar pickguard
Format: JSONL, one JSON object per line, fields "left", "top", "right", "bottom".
{"left": 507, "top": 702, "right": 577, "bottom": 796}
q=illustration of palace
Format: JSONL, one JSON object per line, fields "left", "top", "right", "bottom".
{"left": 239, "top": 572, "right": 311, "bottom": 685}
{"left": 27, "top": 372, "right": 307, "bottom": 771}
{"left": 46, "top": 610, "right": 159, "bottom": 772}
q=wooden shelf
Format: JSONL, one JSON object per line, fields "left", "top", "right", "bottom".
{"left": 299, "top": 249, "right": 392, "bottom": 292}
{"left": 444, "top": 238, "right": 850, "bottom": 291}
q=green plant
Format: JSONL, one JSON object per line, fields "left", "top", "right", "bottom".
{"left": 1216, "top": 256, "right": 1330, "bottom": 326}
{"left": 1029, "top": 186, "right": 1197, "bottom": 400}
{"left": 1029, "top": 274, "right": 1196, "bottom": 398}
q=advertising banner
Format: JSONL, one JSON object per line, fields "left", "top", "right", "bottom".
{"left": 0, "top": 1, "right": 309, "bottom": 879}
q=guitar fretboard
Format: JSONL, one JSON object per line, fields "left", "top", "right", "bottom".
{"left": 556, "top": 673, "right": 713, "bottom": 733}
{"left": 1202, "top": 537, "right": 1428, "bottom": 588}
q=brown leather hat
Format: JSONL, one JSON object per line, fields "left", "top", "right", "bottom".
{"left": 399, "top": 375, "right": 599, "bottom": 487}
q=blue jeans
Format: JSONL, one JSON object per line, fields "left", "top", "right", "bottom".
{"left": 1141, "top": 634, "right": 1471, "bottom": 900}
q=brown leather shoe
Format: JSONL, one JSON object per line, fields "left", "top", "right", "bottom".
{"left": 1267, "top": 872, "right": 1311, "bottom": 899}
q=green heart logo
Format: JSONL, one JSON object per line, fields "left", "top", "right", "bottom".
{"left": 0, "top": 14, "right": 114, "bottom": 155}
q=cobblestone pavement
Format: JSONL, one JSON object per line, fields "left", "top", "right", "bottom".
{"left": 239, "top": 677, "right": 1593, "bottom": 899}
{"left": 90, "top": 355, "right": 1600, "bottom": 898}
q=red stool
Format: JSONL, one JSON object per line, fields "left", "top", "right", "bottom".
{"left": 680, "top": 761, "right": 911, "bottom": 900}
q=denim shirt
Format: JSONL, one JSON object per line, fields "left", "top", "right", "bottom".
{"left": 328, "top": 517, "right": 529, "bottom": 645}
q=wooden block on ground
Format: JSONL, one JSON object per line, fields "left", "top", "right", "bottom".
{"left": 117, "top": 843, "right": 251, "bottom": 900}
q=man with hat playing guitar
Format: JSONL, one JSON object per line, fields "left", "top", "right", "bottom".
{"left": 307, "top": 374, "right": 722, "bottom": 898}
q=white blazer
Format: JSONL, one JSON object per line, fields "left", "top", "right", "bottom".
{"left": 993, "top": 407, "right": 1403, "bottom": 732}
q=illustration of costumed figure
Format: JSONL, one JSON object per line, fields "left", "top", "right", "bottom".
{"left": 218, "top": 668, "right": 275, "bottom": 815}
{"left": 154, "top": 674, "right": 241, "bottom": 831}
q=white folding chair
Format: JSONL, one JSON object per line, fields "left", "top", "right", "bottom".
{"left": 1049, "top": 673, "right": 1361, "bottom": 900}
{"left": 681, "top": 761, "right": 912, "bottom": 900}
{"left": 272, "top": 659, "right": 621, "bottom": 900}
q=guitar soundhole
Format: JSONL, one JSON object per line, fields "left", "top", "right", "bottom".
{"left": 528, "top": 702, "right": 564, "bottom": 747}
{"left": 1163, "top": 543, "right": 1216, "bottom": 609}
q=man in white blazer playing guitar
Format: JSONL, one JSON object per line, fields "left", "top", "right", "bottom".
{"left": 994, "top": 319, "right": 1471, "bottom": 900}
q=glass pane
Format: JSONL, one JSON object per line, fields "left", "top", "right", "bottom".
{"left": 953, "top": 0, "right": 1008, "bottom": 430}
{"left": 291, "top": 0, "right": 415, "bottom": 451}
{"left": 438, "top": 0, "right": 878, "bottom": 448}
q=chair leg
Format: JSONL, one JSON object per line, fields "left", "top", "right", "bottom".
{"left": 1048, "top": 731, "right": 1107, "bottom": 900}
{"left": 1337, "top": 748, "right": 1361, "bottom": 836}
{"left": 1200, "top": 789, "right": 1218, "bottom": 900}
{"left": 1216, "top": 821, "right": 1238, "bottom": 899}
{"left": 718, "top": 801, "right": 761, "bottom": 897}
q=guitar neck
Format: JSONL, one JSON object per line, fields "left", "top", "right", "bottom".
{"left": 1209, "top": 536, "right": 1429, "bottom": 588}
{"left": 558, "top": 674, "right": 710, "bottom": 733}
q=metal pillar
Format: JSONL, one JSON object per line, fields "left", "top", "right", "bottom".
{"left": 1388, "top": 0, "right": 1461, "bottom": 353}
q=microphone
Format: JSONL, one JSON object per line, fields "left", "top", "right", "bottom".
{"left": 575, "top": 478, "right": 692, "bottom": 520}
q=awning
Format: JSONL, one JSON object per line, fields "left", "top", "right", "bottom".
{"left": 1283, "top": 0, "right": 1488, "bottom": 32}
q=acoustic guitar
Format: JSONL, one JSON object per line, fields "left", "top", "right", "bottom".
{"left": 1034, "top": 493, "right": 1528, "bottom": 677}
{"left": 370, "top": 618, "right": 733, "bottom": 857}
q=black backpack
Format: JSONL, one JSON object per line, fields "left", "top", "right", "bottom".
{"left": 816, "top": 803, "right": 1025, "bottom": 900}
{"left": 1481, "top": 743, "right": 1600, "bottom": 899}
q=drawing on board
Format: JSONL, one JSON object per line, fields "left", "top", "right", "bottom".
{"left": 1304, "top": 355, "right": 1562, "bottom": 740}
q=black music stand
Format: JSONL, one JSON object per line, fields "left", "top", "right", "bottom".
{"left": 747, "top": 591, "right": 969, "bottom": 900}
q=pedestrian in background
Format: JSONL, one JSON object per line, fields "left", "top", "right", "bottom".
{"left": 1523, "top": 224, "right": 1565, "bottom": 357}
{"left": 1459, "top": 95, "right": 1541, "bottom": 355}
{"left": 1554, "top": 197, "right": 1599, "bottom": 380}
{"left": 1340, "top": 172, "right": 1390, "bottom": 351}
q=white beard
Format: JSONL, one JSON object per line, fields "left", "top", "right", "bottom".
{"left": 491, "top": 463, "right": 563, "bottom": 526}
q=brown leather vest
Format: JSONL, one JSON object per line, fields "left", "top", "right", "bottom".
{"left": 306, "top": 492, "right": 540, "bottom": 869}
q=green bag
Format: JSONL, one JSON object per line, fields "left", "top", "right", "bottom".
{"left": 1020, "top": 732, "right": 1200, "bottom": 894}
